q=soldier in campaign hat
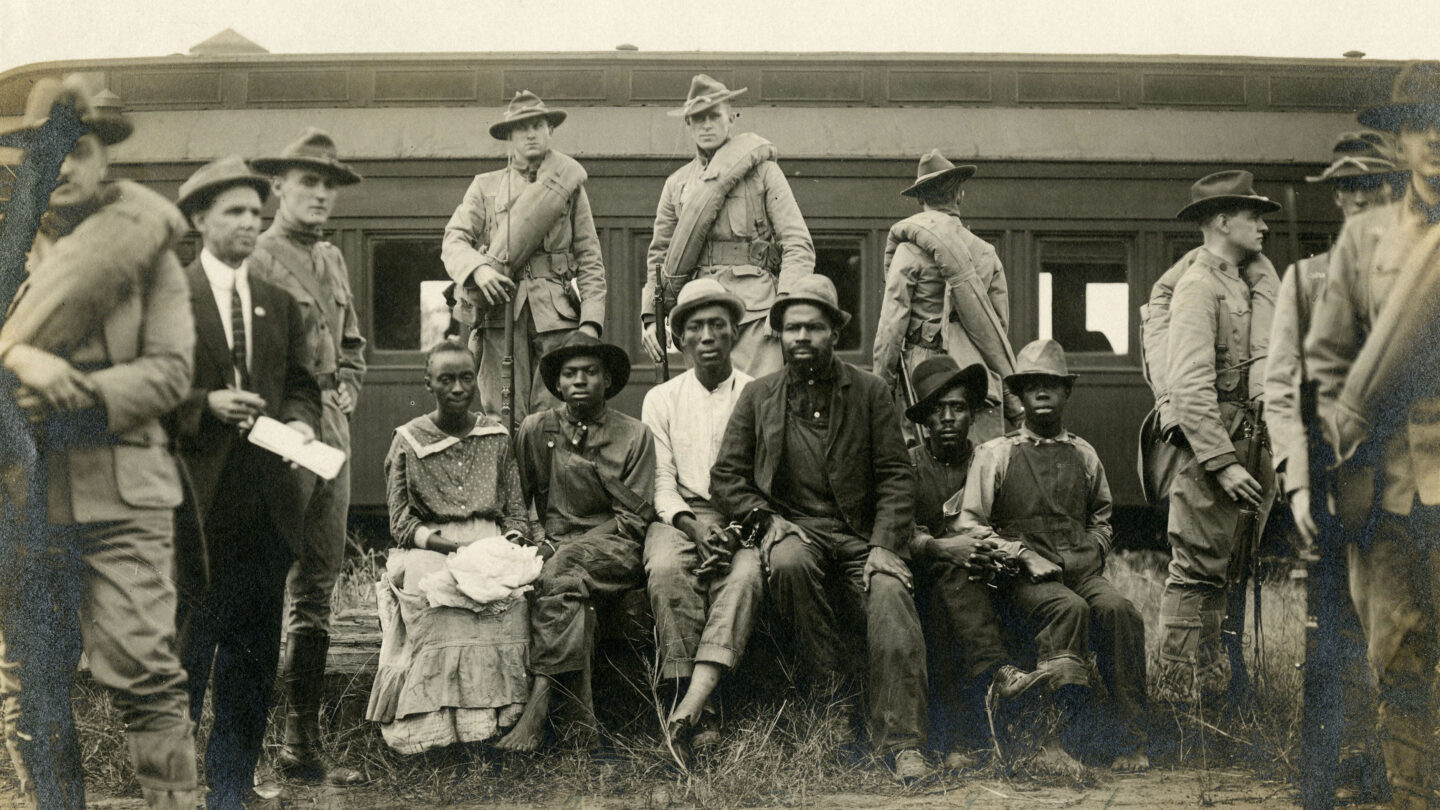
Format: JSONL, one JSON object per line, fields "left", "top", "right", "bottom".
{"left": 1305, "top": 60, "right": 1440, "bottom": 807}
{"left": 640, "top": 74, "right": 815, "bottom": 379}
{"left": 248, "top": 127, "right": 368, "bottom": 786}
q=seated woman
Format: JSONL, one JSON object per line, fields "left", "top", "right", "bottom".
{"left": 366, "top": 340, "right": 539, "bottom": 755}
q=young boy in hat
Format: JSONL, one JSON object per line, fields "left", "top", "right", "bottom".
{"left": 640, "top": 74, "right": 814, "bottom": 378}
{"left": 442, "top": 90, "right": 606, "bottom": 428}
{"left": 247, "top": 127, "right": 367, "bottom": 785}
{"left": 901, "top": 357, "right": 1008, "bottom": 769}
{"left": 1306, "top": 60, "right": 1440, "bottom": 806}
{"left": 641, "top": 278, "right": 762, "bottom": 755}
{"left": 957, "top": 338, "right": 1148, "bottom": 773}
{"left": 0, "top": 76, "right": 199, "bottom": 810}
{"left": 497, "top": 333, "right": 655, "bottom": 751}
{"left": 874, "top": 150, "right": 1021, "bottom": 447}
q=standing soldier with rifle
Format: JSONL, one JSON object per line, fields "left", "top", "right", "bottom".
{"left": 641, "top": 75, "right": 815, "bottom": 380}
{"left": 1264, "top": 132, "right": 1402, "bottom": 805}
{"left": 1306, "top": 60, "right": 1440, "bottom": 809}
{"left": 1153, "top": 171, "right": 1280, "bottom": 714}
{"left": 443, "top": 91, "right": 607, "bottom": 427}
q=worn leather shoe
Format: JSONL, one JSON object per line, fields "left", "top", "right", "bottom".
{"left": 892, "top": 748, "right": 930, "bottom": 784}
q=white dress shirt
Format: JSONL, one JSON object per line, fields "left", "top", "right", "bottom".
{"left": 641, "top": 367, "right": 752, "bottom": 525}
{"left": 200, "top": 247, "right": 253, "bottom": 387}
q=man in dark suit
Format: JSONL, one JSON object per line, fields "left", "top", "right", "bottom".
{"left": 709, "top": 275, "right": 929, "bottom": 783}
{"left": 170, "top": 156, "right": 321, "bottom": 809}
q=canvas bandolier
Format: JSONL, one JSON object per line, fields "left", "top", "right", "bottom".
{"left": 883, "top": 211, "right": 1017, "bottom": 407}
{"left": 655, "top": 132, "right": 778, "bottom": 310}
{"left": 450, "top": 150, "right": 588, "bottom": 329}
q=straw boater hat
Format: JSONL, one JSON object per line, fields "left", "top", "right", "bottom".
{"left": 1175, "top": 170, "right": 1282, "bottom": 221}
{"left": 175, "top": 155, "right": 271, "bottom": 217}
{"left": 668, "top": 277, "right": 745, "bottom": 347}
{"left": 0, "top": 74, "right": 132, "bottom": 148}
{"left": 251, "top": 127, "right": 363, "bottom": 185}
{"left": 767, "top": 274, "right": 852, "bottom": 332}
{"left": 488, "top": 91, "right": 568, "bottom": 140}
{"left": 1305, "top": 131, "right": 1398, "bottom": 183}
{"left": 1004, "top": 339, "right": 1078, "bottom": 388}
{"left": 904, "top": 357, "right": 989, "bottom": 424}
{"left": 1358, "top": 60, "right": 1440, "bottom": 133}
{"left": 538, "top": 332, "right": 631, "bottom": 401}
{"left": 901, "top": 149, "right": 977, "bottom": 199}
{"left": 669, "top": 74, "right": 748, "bottom": 119}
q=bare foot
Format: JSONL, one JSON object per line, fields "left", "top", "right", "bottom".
{"left": 1033, "top": 740, "right": 1084, "bottom": 778}
{"left": 495, "top": 676, "right": 552, "bottom": 753}
{"left": 943, "top": 749, "right": 983, "bottom": 772}
{"left": 1112, "top": 750, "right": 1151, "bottom": 772}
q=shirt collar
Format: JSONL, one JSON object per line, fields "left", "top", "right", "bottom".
{"left": 199, "top": 247, "right": 248, "bottom": 289}
{"left": 1018, "top": 424, "right": 1074, "bottom": 445}
{"left": 685, "top": 368, "right": 740, "bottom": 396}
{"left": 561, "top": 404, "right": 609, "bottom": 428}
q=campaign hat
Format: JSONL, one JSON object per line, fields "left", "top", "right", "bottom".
{"left": 1305, "top": 131, "right": 1398, "bottom": 183}
{"left": 1358, "top": 61, "right": 1440, "bottom": 133}
{"left": 539, "top": 332, "right": 631, "bottom": 401}
{"left": 0, "top": 75, "right": 131, "bottom": 148}
{"left": 904, "top": 357, "right": 988, "bottom": 424}
{"left": 251, "top": 127, "right": 362, "bottom": 185}
{"left": 669, "top": 74, "right": 748, "bottom": 119}
{"left": 489, "top": 91, "right": 567, "bottom": 140}
{"left": 1175, "top": 170, "right": 1281, "bottom": 221}
{"left": 901, "top": 149, "right": 977, "bottom": 199}
{"left": 176, "top": 155, "right": 271, "bottom": 217}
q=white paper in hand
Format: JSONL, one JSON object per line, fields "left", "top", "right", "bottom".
{"left": 247, "top": 416, "right": 346, "bottom": 480}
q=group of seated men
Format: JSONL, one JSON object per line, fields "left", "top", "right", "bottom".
{"left": 499, "top": 271, "right": 1149, "bottom": 782}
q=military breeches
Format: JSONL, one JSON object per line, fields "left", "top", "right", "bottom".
{"left": 765, "top": 518, "right": 927, "bottom": 755}
{"left": 472, "top": 306, "right": 569, "bottom": 428}
{"left": 528, "top": 524, "right": 643, "bottom": 678}
{"left": 1346, "top": 506, "right": 1440, "bottom": 807}
{"left": 643, "top": 501, "right": 764, "bottom": 679}
{"left": 916, "top": 555, "right": 1006, "bottom": 751}
{"left": 286, "top": 393, "right": 351, "bottom": 635}
{"left": 0, "top": 512, "right": 196, "bottom": 808}
{"left": 729, "top": 318, "right": 783, "bottom": 380}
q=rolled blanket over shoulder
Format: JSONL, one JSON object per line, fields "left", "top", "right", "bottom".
{"left": 485, "top": 150, "right": 587, "bottom": 275}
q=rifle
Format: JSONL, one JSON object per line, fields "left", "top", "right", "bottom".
{"left": 500, "top": 172, "right": 516, "bottom": 434}
{"left": 654, "top": 275, "right": 670, "bottom": 382}
{"left": 1289, "top": 187, "right": 1345, "bottom": 810}
{"left": 1221, "top": 394, "right": 1266, "bottom": 715}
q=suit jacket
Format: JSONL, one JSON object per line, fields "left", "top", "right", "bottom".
{"left": 710, "top": 360, "right": 914, "bottom": 552}
{"left": 7, "top": 202, "right": 196, "bottom": 524}
{"left": 174, "top": 259, "right": 322, "bottom": 539}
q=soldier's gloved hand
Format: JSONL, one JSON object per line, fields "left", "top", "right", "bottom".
{"left": 640, "top": 320, "right": 666, "bottom": 364}
{"left": 1289, "top": 487, "right": 1318, "bottom": 551}
{"left": 4, "top": 345, "right": 95, "bottom": 418}
{"left": 1216, "top": 462, "right": 1262, "bottom": 507}
{"left": 1016, "top": 548, "right": 1062, "bottom": 583}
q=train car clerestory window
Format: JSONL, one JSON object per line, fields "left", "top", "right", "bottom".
{"left": 370, "top": 237, "right": 451, "bottom": 352}
{"left": 1037, "top": 237, "right": 1132, "bottom": 359}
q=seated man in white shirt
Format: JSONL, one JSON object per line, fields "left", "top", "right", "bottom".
{"left": 642, "top": 278, "right": 763, "bottom": 756}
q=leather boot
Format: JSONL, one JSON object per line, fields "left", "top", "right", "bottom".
{"left": 275, "top": 631, "right": 363, "bottom": 785}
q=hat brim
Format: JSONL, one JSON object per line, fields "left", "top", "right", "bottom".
{"left": 1306, "top": 157, "right": 1399, "bottom": 183}
{"left": 0, "top": 112, "right": 131, "bottom": 149}
{"left": 539, "top": 342, "right": 631, "bottom": 401}
{"left": 904, "top": 363, "right": 990, "bottom": 423}
{"left": 1175, "top": 194, "right": 1281, "bottom": 221}
{"left": 767, "top": 295, "right": 853, "bottom": 333}
{"left": 177, "top": 176, "right": 272, "bottom": 217}
{"left": 669, "top": 289, "right": 747, "bottom": 348}
{"left": 489, "top": 109, "right": 568, "bottom": 140}
{"left": 250, "top": 157, "right": 363, "bottom": 185}
{"left": 1358, "top": 102, "right": 1440, "bottom": 133}
{"left": 1004, "top": 371, "right": 1079, "bottom": 389}
{"left": 900, "top": 165, "right": 977, "bottom": 198}
{"left": 668, "top": 87, "right": 748, "bottom": 119}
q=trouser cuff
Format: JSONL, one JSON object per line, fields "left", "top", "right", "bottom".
{"left": 128, "top": 726, "right": 198, "bottom": 792}
{"left": 695, "top": 643, "right": 737, "bottom": 670}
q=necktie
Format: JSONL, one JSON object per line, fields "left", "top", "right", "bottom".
{"left": 230, "top": 283, "right": 250, "bottom": 389}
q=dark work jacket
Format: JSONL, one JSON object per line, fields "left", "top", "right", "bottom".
{"left": 710, "top": 359, "right": 915, "bottom": 552}
{"left": 173, "top": 259, "right": 322, "bottom": 562}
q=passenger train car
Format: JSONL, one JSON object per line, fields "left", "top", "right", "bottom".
{"left": 0, "top": 47, "right": 1405, "bottom": 519}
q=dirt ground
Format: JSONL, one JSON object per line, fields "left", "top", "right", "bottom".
{"left": 67, "top": 768, "right": 1385, "bottom": 809}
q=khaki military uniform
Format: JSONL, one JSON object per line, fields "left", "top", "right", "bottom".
{"left": 442, "top": 156, "right": 606, "bottom": 426}
{"left": 1306, "top": 191, "right": 1440, "bottom": 806}
{"left": 1155, "top": 247, "right": 1278, "bottom": 703}
{"left": 642, "top": 146, "right": 814, "bottom": 378}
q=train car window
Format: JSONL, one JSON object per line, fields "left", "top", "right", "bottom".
{"left": 370, "top": 238, "right": 450, "bottom": 351}
{"left": 1037, "top": 239, "right": 1131, "bottom": 357}
{"left": 813, "top": 234, "right": 864, "bottom": 351}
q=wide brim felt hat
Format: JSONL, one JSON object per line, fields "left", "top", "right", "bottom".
{"left": 1175, "top": 169, "right": 1281, "bottom": 221}
{"left": 489, "top": 91, "right": 567, "bottom": 139}
{"left": 901, "top": 149, "right": 977, "bottom": 198}
{"left": 0, "top": 75, "right": 132, "bottom": 148}
{"left": 668, "top": 74, "right": 748, "bottom": 119}
{"left": 767, "top": 275, "right": 852, "bottom": 332}
{"left": 1004, "top": 338, "right": 1078, "bottom": 387}
{"left": 1358, "top": 61, "right": 1440, "bottom": 132}
{"left": 539, "top": 333, "right": 631, "bottom": 401}
{"left": 669, "top": 278, "right": 746, "bottom": 347}
{"left": 904, "top": 360, "right": 989, "bottom": 423}
{"left": 1304, "top": 155, "right": 1399, "bottom": 184}
{"left": 251, "top": 127, "right": 363, "bottom": 185}
{"left": 176, "top": 155, "right": 271, "bottom": 216}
